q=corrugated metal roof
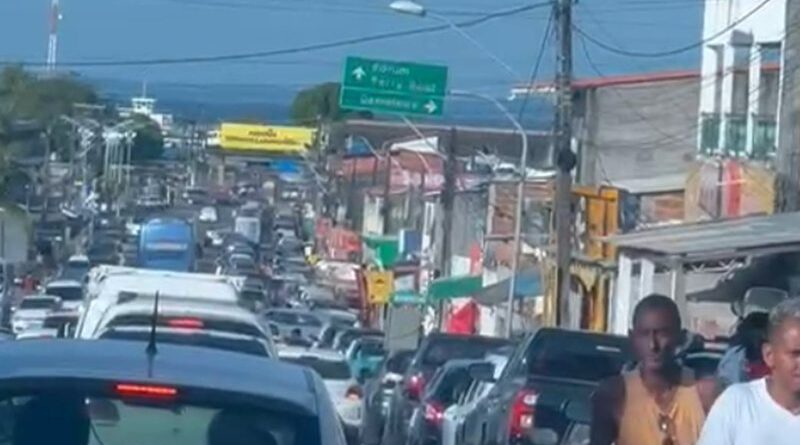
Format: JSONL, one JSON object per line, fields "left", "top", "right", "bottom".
{"left": 607, "top": 212, "right": 800, "bottom": 260}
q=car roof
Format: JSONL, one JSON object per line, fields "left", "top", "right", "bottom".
{"left": 67, "top": 255, "right": 90, "bottom": 262}
{"left": 100, "top": 325, "right": 270, "bottom": 343}
{"left": 46, "top": 279, "right": 83, "bottom": 288}
{"left": 0, "top": 339, "right": 317, "bottom": 412}
{"left": 103, "top": 299, "right": 257, "bottom": 323}
{"left": 277, "top": 346, "right": 345, "bottom": 361}
{"left": 22, "top": 295, "right": 60, "bottom": 302}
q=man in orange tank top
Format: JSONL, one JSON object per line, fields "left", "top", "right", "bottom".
{"left": 590, "top": 294, "right": 720, "bottom": 445}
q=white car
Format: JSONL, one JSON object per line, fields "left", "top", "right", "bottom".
{"left": 43, "top": 279, "right": 84, "bottom": 311}
{"left": 12, "top": 295, "right": 61, "bottom": 334}
{"left": 278, "top": 346, "right": 362, "bottom": 439}
{"left": 198, "top": 206, "right": 218, "bottom": 223}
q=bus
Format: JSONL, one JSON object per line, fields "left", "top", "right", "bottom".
{"left": 137, "top": 218, "right": 196, "bottom": 272}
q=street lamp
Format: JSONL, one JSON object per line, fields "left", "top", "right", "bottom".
{"left": 388, "top": 1, "right": 520, "bottom": 80}
{"left": 449, "top": 89, "right": 528, "bottom": 338}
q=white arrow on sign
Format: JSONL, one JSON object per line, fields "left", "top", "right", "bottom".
{"left": 352, "top": 66, "right": 366, "bottom": 81}
{"left": 424, "top": 100, "right": 437, "bottom": 114}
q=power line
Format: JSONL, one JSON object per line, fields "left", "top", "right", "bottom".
{"left": 573, "top": 0, "right": 773, "bottom": 58}
{"left": 517, "top": 9, "right": 554, "bottom": 124}
{"left": 0, "top": 1, "right": 551, "bottom": 68}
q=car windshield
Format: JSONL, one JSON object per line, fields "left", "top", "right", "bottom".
{"left": 99, "top": 330, "right": 269, "bottom": 357}
{"left": 358, "top": 341, "right": 384, "bottom": 357}
{"left": 0, "top": 389, "right": 317, "bottom": 445}
{"left": 264, "top": 312, "right": 321, "bottom": 327}
{"left": 46, "top": 286, "right": 82, "bottom": 302}
{"left": 281, "top": 356, "right": 351, "bottom": 380}
{"left": 19, "top": 299, "right": 56, "bottom": 310}
{"left": 422, "top": 337, "right": 511, "bottom": 367}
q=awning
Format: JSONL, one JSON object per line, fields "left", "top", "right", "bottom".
{"left": 473, "top": 272, "right": 541, "bottom": 306}
{"left": 427, "top": 275, "right": 483, "bottom": 301}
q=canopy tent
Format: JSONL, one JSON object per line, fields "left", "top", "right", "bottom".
{"left": 473, "top": 272, "right": 541, "bottom": 306}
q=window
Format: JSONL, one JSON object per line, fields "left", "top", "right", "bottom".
{"left": 700, "top": 113, "right": 721, "bottom": 155}
{"left": 725, "top": 114, "right": 747, "bottom": 156}
{"left": 752, "top": 115, "right": 777, "bottom": 159}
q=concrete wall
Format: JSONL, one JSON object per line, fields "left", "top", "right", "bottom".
{"left": 576, "top": 77, "right": 701, "bottom": 185}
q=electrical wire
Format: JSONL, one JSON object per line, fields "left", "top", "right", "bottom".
{"left": 0, "top": 1, "right": 551, "bottom": 68}
{"left": 573, "top": 0, "right": 774, "bottom": 58}
{"left": 516, "top": 8, "right": 554, "bottom": 124}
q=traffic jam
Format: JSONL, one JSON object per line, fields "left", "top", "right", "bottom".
{"left": 0, "top": 158, "right": 794, "bottom": 445}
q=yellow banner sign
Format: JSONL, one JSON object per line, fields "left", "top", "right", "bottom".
{"left": 365, "top": 271, "right": 394, "bottom": 305}
{"left": 219, "top": 123, "right": 314, "bottom": 152}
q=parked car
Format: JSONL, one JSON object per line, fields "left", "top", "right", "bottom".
{"left": 346, "top": 336, "right": 386, "bottom": 381}
{"left": 279, "top": 346, "right": 363, "bottom": 444}
{"left": 12, "top": 295, "right": 62, "bottom": 334}
{"left": 263, "top": 308, "right": 325, "bottom": 340}
{"left": 407, "top": 359, "right": 490, "bottom": 445}
{"left": 361, "top": 350, "right": 416, "bottom": 445}
{"left": 382, "top": 333, "right": 512, "bottom": 445}
{"left": 460, "top": 328, "right": 630, "bottom": 445}
{"left": 43, "top": 279, "right": 84, "bottom": 311}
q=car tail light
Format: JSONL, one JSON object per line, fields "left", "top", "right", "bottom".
{"left": 508, "top": 389, "right": 538, "bottom": 439}
{"left": 424, "top": 401, "right": 445, "bottom": 427}
{"left": 406, "top": 373, "right": 425, "bottom": 401}
{"left": 346, "top": 385, "right": 363, "bottom": 400}
{"left": 115, "top": 383, "right": 178, "bottom": 399}
{"left": 167, "top": 318, "right": 204, "bottom": 329}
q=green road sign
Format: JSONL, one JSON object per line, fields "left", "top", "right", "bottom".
{"left": 340, "top": 56, "right": 448, "bottom": 116}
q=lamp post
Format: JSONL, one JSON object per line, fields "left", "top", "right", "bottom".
{"left": 389, "top": 0, "right": 520, "bottom": 80}
{"left": 449, "top": 89, "right": 528, "bottom": 338}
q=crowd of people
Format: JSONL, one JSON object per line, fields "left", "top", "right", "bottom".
{"left": 589, "top": 294, "right": 800, "bottom": 445}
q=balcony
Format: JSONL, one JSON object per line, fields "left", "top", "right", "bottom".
{"left": 751, "top": 114, "right": 777, "bottom": 160}
{"left": 699, "top": 113, "right": 720, "bottom": 155}
{"left": 724, "top": 114, "right": 747, "bottom": 157}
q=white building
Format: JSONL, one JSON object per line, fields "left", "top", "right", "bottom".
{"left": 698, "top": 0, "right": 785, "bottom": 159}
{"left": 117, "top": 84, "right": 174, "bottom": 134}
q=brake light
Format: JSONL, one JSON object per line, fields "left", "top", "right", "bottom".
{"left": 406, "top": 373, "right": 425, "bottom": 401}
{"left": 508, "top": 389, "right": 537, "bottom": 439}
{"left": 167, "top": 318, "right": 204, "bottom": 329}
{"left": 115, "top": 383, "right": 178, "bottom": 399}
{"left": 423, "top": 401, "right": 445, "bottom": 427}
{"left": 346, "top": 385, "right": 363, "bottom": 400}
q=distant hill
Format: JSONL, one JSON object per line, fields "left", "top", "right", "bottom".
{"left": 91, "top": 77, "right": 552, "bottom": 130}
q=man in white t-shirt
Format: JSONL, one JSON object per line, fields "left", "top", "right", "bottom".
{"left": 697, "top": 298, "right": 800, "bottom": 445}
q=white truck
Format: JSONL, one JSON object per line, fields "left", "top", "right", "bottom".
{"left": 77, "top": 266, "right": 245, "bottom": 339}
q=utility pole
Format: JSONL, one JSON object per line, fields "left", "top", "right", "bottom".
{"left": 41, "top": 127, "right": 53, "bottom": 223}
{"left": 777, "top": 0, "right": 800, "bottom": 212}
{"left": 554, "top": 0, "right": 578, "bottom": 327}
{"left": 435, "top": 128, "right": 457, "bottom": 330}
{"left": 382, "top": 146, "right": 393, "bottom": 235}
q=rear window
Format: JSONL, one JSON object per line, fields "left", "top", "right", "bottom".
{"left": 421, "top": 337, "right": 511, "bottom": 367}
{"left": 385, "top": 351, "right": 415, "bottom": 374}
{"left": 99, "top": 330, "right": 270, "bottom": 357}
{"left": 425, "top": 367, "right": 473, "bottom": 406}
{"left": 19, "top": 299, "right": 57, "bottom": 310}
{"left": 282, "top": 356, "right": 351, "bottom": 380}
{"left": 526, "top": 332, "right": 630, "bottom": 382}
{"left": 0, "top": 390, "right": 318, "bottom": 445}
{"left": 106, "top": 315, "right": 264, "bottom": 338}
{"left": 264, "top": 312, "right": 322, "bottom": 327}
{"left": 357, "top": 341, "right": 385, "bottom": 357}
{"left": 45, "top": 285, "right": 82, "bottom": 301}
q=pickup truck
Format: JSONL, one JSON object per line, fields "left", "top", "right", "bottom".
{"left": 460, "top": 328, "right": 631, "bottom": 445}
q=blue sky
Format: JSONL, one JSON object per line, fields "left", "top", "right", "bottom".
{"left": 0, "top": 0, "right": 703, "bottom": 93}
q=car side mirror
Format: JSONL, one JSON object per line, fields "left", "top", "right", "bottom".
{"left": 467, "top": 362, "right": 495, "bottom": 382}
{"left": 528, "top": 428, "right": 558, "bottom": 445}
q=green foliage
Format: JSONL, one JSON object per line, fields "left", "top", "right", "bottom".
{"left": 130, "top": 115, "right": 164, "bottom": 162}
{"left": 290, "top": 82, "right": 372, "bottom": 125}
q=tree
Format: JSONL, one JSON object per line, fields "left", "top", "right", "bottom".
{"left": 130, "top": 115, "right": 164, "bottom": 162}
{"left": 290, "top": 82, "right": 372, "bottom": 125}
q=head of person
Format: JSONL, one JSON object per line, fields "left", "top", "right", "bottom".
{"left": 763, "top": 299, "right": 800, "bottom": 393}
{"left": 630, "top": 294, "right": 682, "bottom": 373}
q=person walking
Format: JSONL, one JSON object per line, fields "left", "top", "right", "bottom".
{"left": 697, "top": 299, "right": 800, "bottom": 445}
{"left": 590, "top": 294, "right": 719, "bottom": 445}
